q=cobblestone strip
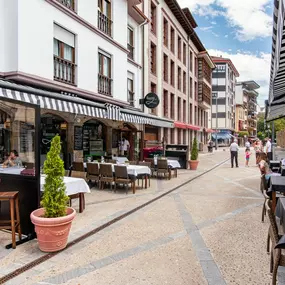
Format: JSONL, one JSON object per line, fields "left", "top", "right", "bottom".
{"left": 41, "top": 231, "right": 188, "bottom": 285}
{"left": 173, "top": 193, "right": 227, "bottom": 285}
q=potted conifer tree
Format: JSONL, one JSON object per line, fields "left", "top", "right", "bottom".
{"left": 189, "top": 137, "right": 199, "bottom": 170}
{"left": 30, "top": 135, "right": 76, "bottom": 252}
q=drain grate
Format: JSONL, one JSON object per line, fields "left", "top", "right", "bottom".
{"left": 0, "top": 158, "right": 229, "bottom": 284}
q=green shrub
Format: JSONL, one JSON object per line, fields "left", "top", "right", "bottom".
{"left": 41, "top": 135, "right": 69, "bottom": 218}
{"left": 191, "top": 137, "right": 199, "bottom": 161}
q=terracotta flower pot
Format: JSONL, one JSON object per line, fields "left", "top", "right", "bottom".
{"left": 189, "top": 160, "right": 199, "bottom": 170}
{"left": 30, "top": 207, "right": 76, "bottom": 252}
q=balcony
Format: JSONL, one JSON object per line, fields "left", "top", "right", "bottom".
{"left": 57, "top": 0, "right": 75, "bottom": 11}
{"left": 98, "top": 74, "right": 112, "bottom": 96}
{"left": 54, "top": 56, "right": 76, "bottom": 85}
{"left": 98, "top": 10, "right": 112, "bottom": 37}
{"left": 198, "top": 58, "right": 212, "bottom": 86}
{"left": 198, "top": 82, "right": 211, "bottom": 109}
{"left": 127, "top": 44, "right": 134, "bottom": 60}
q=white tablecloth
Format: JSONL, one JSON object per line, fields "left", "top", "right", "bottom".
{"left": 40, "top": 176, "right": 90, "bottom": 196}
{"left": 0, "top": 167, "right": 25, "bottom": 175}
{"left": 154, "top": 159, "right": 181, "bottom": 168}
{"left": 113, "top": 156, "right": 129, "bottom": 163}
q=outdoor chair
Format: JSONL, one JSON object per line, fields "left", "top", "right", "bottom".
{"left": 105, "top": 159, "right": 117, "bottom": 164}
{"left": 265, "top": 199, "right": 285, "bottom": 285}
{"left": 69, "top": 171, "right": 87, "bottom": 213}
{"left": 114, "top": 165, "right": 135, "bottom": 194}
{"left": 157, "top": 159, "right": 171, "bottom": 180}
{"left": 86, "top": 163, "right": 100, "bottom": 187}
{"left": 72, "top": 161, "right": 85, "bottom": 172}
{"left": 145, "top": 158, "right": 157, "bottom": 177}
{"left": 99, "top": 164, "right": 114, "bottom": 190}
{"left": 137, "top": 161, "right": 151, "bottom": 187}
{"left": 25, "top": 162, "right": 34, "bottom": 169}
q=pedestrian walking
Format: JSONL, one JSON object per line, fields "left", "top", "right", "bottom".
{"left": 245, "top": 148, "right": 252, "bottom": 167}
{"left": 230, "top": 139, "right": 239, "bottom": 168}
{"left": 245, "top": 140, "right": 250, "bottom": 150}
{"left": 265, "top": 138, "right": 272, "bottom": 161}
{"left": 254, "top": 139, "right": 262, "bottom": 165}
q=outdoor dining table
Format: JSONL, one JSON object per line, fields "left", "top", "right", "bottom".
{"left": 269, "top": 176, "right": 285, "bottom": 212}
{"left": 153, "top": 159, "right": 181, "bottom": 169}
{"left": 0, "top": 167, "right": 25, "bottom": 175}
{"left": 275, "top": 198, "right": 285, "bottom": 249}
{"left": 40, "top": 175, "right": 90, "bottom": 213}
{"left": 270, "top": 160, "right": 281, "bottom": 172}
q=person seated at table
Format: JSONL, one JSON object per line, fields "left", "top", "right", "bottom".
{"left": 257, "top": 152, "right": 280, "bottom": 183}
{"left": 3, "top": 150, "right": 22, "bottom": 168}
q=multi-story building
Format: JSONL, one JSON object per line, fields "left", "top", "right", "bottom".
{"left": 0, "top": 0, "right": 174, "bottom": 165}
{"left": 142, "top": 0, "right": 215, "bottom": 149}
{"left": 235, "top": 81, "right": 259, "bottom": 138}
{"left": 211, "top": 56, "right": 239, "bottom": 145}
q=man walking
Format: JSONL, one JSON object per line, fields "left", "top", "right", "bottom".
{"left": 266, "top": 138, "right": 272, "bottom": 161}
{"left": 230, "top": 139, "right": 239, "bottom": 168}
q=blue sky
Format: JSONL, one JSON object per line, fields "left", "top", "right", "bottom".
{"left": 178, "top": 0, "right": 273, "bottom": 106}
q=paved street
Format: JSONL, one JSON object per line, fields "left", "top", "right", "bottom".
{"left": 0, "top": 149, "right": 273, "bottom": 284}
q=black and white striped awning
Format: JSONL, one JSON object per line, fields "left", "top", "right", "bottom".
{"left": 105, "top": 103, "right": 121, "bottom": 121}
{"left": 0, "top": 86, "right": 107, "bottom": 118}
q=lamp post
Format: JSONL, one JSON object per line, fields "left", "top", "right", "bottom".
{"left": 212, "top": 92, "right": 218, "bottom": 150}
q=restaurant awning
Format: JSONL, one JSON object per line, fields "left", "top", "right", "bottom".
{"left": 267, "top": 0, "right": 285, "bottom": 120}
{"left": 0, "top": 79, "right": 174, "bottom": 128}
{"left": 212, "top": 133, "right": 233, "bottom": 140}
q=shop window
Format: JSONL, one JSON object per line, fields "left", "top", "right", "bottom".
{"left": 127, "top": 72, "right": 135, "bottom": 107}
{"left": 98, "top": 50, "right": 112, "bottom": 96}
{"left": 127, "top": 26, "right": 134, "bottom": 60}
{"left": 98, "top": 0, "right": 112, "bottom": 37}
{"left": 170, "top": 27, "right": 175, "bottom": 53}
{"left": 150, "top": 1, "right": 156, "bottom": 34}
{"left": 53, "top": 24, "right": 76, "bottom": 85}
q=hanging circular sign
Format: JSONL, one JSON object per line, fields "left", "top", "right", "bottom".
{"left": 144, "top": 93, "right": 160, "bottom": 109}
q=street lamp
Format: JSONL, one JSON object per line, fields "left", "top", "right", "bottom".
{"left": 212, "top": 92, "right": 218, "bottom": 150}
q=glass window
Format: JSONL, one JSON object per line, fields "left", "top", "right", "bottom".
{"left": 0, "top": 101, "right": 36, "bottom": 175}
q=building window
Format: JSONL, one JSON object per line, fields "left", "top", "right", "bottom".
{"left": 190, "top": 103, "right": 193, "bottom": 124}
{"left": 170, "top": 27, "right": 175, "bottom": 53}
{"left": 127, "top": 27, "right": 134, "bottom": 60}
{"left": 183, "top": 100, "right": 186, "bottom": 122}
{"left": 195, "top": 57, "right": 198, "bottom": 77}
{"left": 190, "top": 51, "right": 193, "bottom": 72}
{"left": 178, "top": 129, "right": 181, "bottom": 144}
{"left": 183, "top": 71, "right": 186, "bottom": 94}
{"left": 57, "top": 0, "right": 75, "bottom": 11}
{"left": 53, "top": 25, "right": 76, "bottom": 85}
{"left": 150, "top": 42, "right": 156, "bottom": 75}
{"left": 150, "top": 2, "right": 156, "bottom": 34}
{"left": 98, "top": 51, "right": 112, "bottom": 96}
{"left": 163, "top": 18, "right": 168, "bottom": 47}
{"left": 170, "top": 60, "right": 175, "bottom": 86}
{"left": 170, "top": 93, "right": 175, "bottom": 119}
{"left": 171, "top": 128, "right": 175, "bottom": 144}
{"left": 195, "top": 106, "right": 197, "bottom": 125}
{"left": 177, "top": 97, "right": 181, "bottom": 121}
{"left": 183, "top": 43, "right": 186, "bottom": 65}
{"left": 98, "top": 0, "right": 112, "bottom": 37}
{"left": 178, "top": 36, "right": 181, "bottom": 60}
{"left": 183, "top": 129, "right": 187, "bottom": 144}
{"left": 195, "top": 82, "right": 198, "bottom": 101}
{"left": 163, "top": 54, "right": 168, "bottom": 82}
{"left": 127, "top": 72, "right": 134, "bottom": 106}
{"left": 206, "top": 112, "right": 208, "bottom": 128}
{"left": 178, "top": 67, "right": 181, "bottom": 91}
{"left": 150, "top": 83, "right": 157, "bottom": 114}
{"left": 163, "top": 90, "right": 168, "bottom": 117}
{"left": 198, "top": 108, "right": 200, "bottom": 126}
{"left": 190, "top": 77, "right": 193, "bottom": 98}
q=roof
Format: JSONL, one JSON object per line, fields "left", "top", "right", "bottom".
{"left": 164, "top": 0, "right": 206, "bottom": 52}
{"left": 241, "top": 80, "right": 260, "bottom": 90}
{"left": 211, "top": 56, "right": 240, "bottom": 77}
{"left": 198, "top": 51, "right": 216, "bottom": 69}
{"left": 182, "top": 8, "right": 198, "bottom": 28}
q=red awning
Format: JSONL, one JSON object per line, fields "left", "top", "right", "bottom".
{"left": 187, "top": 124, "right": 200, "bottom": 131}
{"left": 205, "top": 128, "right": 215, "bottom": 133}
{"left": 174, "top": 122, "right": 187, "bottom": 129}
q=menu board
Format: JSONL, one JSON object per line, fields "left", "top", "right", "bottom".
{"left": 20, "top": 122, "right": 35, "bottom": 153}
{"left": 74, "top": 126, "right": 83, "bottom": 150}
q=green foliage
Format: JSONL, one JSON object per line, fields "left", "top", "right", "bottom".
{"left": 41, "top": 135, "right": 69, "bottom": 218}
{"left": 257, "top": 131, "right": 266, "bottom": 141}
{"left": 257, "top": 112, "right": 285, "bottom": 138}
{"left": 238, "top": 131, "right": 249, "bottom": 137}
{"left": 191, "top": 137, "right": 199, "bottom": 161}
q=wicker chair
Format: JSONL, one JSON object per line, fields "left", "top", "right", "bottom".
{"left": 137, "top": 161, "right": 151, "bottom": 187}
{"left": 157, "top": 159, "right": 171, "bottom": 180}
{"left": 105, "top": 159, "right": 117, "bottom": 164}
{"left": 99, "top": 164, "right": 114, "bottom": 190}
{"left": 114, "top": 165, "right": 135, "bottom": 194}
{"left": 72, "top": 161, "right": 85, "bottom": 172}
{"left": 69, "top": 171, "right": 87, "bottom": 213}
{"left": 86, "top": 163, "right": 100, "bottom": 186}
{"left": 265, "top": 199, "right": 285, "bottom": 285}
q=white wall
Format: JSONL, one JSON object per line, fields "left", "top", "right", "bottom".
{"left": 1, "top": 0, "right": 131, "bottom": 103}
{"left": 235, "top": 84, "right": 243, "bottom": 105}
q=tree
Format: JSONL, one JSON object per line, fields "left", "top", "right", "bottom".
{"left": 257, "top": 112, "right": 285, "bottom": 138}
{"left": 41, "top": 135, "right": 69, "bottom": 218}
{"left": 191, "top": 137, "right": 199, "bottom": 161}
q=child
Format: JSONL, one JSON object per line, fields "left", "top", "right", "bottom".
{"left": 245, "top": 148, "right": 251, "bottom": 167}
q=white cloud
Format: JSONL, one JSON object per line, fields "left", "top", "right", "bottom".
{"left": 178, "top": 0, "right": 272, "bottom": 41}
{"left": 209, "top": 49, "right": 271, "bottom": 104}
{"left": 200, "top": 26, "right": 213, "bottom": 31}
{"left": 211, "top": 21, "right": 217, "bottom": 25}
{"left": 225, "top": 35, "right": 228, "bottom": 38}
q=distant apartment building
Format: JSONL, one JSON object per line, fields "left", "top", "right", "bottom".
{"left": 143, "top": 0, "right": 215, "bottom": 149}
{"left": 235, "top": 81, "right": 259, "bottom": 138}
{"left": 211, "top": 56, "right": 239, "bottom": 145}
